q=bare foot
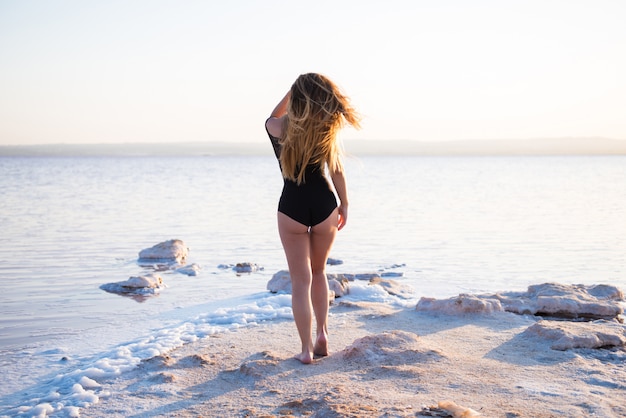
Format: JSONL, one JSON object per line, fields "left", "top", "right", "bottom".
{"left": 314, "top": 333, "right": 328, "bottom": 358}
{"left": 294, "top": 351, "right": 313, "bottom": 364}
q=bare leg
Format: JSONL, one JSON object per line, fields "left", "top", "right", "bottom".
{"left": 310, "top": 209, "right": 339, "bottom": 357}
{"left": 278, "top": 212, "right": 314, "bottom": 364}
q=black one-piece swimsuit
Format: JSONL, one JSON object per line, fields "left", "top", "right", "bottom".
{"left": 266, "top": 127, "right": 337, "bottom": 227}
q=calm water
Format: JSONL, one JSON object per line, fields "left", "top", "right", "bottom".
{"left": 1, "top": 155, "right": 625, "bottom": 399}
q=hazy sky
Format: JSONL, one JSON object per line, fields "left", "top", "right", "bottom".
{"left": 1, "top": 0, "right": 625, "bottom": 146}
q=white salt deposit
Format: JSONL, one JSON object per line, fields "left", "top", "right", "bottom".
{"left": 1, "top": 284, "right": 414, "bottom": 417}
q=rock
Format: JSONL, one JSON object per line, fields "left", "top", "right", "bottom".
{"left": 328, "top": 277, "right": 350, "bottom": 297}
{"left": 522, "top": 319, "right": 626, "bottom": 350}
{"left": 176, "top": 263, "right": 201, "bottom": 276}
{"left": 119, "top": 273, "right": 164, "bottom": 289}
{"left": 327, "top": 258, "right": 343, "bottom": 265}
{"left": 267, "top": 270, "right": 292, "bottom": 293}
{"left": 218, "top": 263, "right": 263, "bottom": 273}
{"left": 100, "top": 273, "right": 165, "bottom": 297}
{"left": 266, "top": 270, "right": 414, "bottom": 300}
{"left": 380, "top": 272, "right": 404, "bottom": 278}
{"left": 138, "top": 239, "right": 188, "bottom": 265}
{"left": 369, "top": 277, "right": 414, "bottom": 299}
{"left": 385, "top": 263, "right": 406, "bottom": 269}
{"left": 266, "top": 270, "right": 350, "bottom": 298}
{"left": 233, "top": 262, "right": 262, "bottom": 274}
{"left": 415, "top": 283, "right": 624, "bottom": 320}
{"left": 494, "top": 283, "right": 624, "bottom": 320}
{"left": 266, "top": 271, "right": 414, "bottom": 299}
{"left": 379, "top": 264, "right": 406, "bottom": 278}
{"left": 342, "top": 272, "right": 381, "bottom": 281}
{"left": 417, "top": 294, "right": 504, "bottom": 314}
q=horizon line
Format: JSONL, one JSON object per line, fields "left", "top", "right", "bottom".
{"left": 1, "top": 137, "right": 626, "bottom": 157}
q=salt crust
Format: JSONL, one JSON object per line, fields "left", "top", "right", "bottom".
{"left": 417, "top": 283, "right": 624, "bottom": 321}
{"left": 86, "top": 298, "right": 626, "bottom": 418}
{"left": 523, "top": 320, "right": 626, "bottom": 350}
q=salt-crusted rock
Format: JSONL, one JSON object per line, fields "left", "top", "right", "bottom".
{"left": 267, "top": 270, "right": 292, "bottom": 293}
{"left": 494, "top": 283, "right": 624, "bottom": 320}
{"left": 233, "top": 262, "right": 263, "bottom": 274}
{"left": 380, "top": 272, "right": 404, "bottom": 278}
{"left": 327, "top": 258, "right": 343, "bottom": 265}
{"left": 176, "top": 263, "right": 201, "bottom": 276}
{"left": 100, "top": 273, "right": 165, "bottom": 297}
{"left": 328, "top": 277, "right": 350, "bottom": 297}
{"left": 416, "top": 283, "right": 624, "bottom": 320}
{"left": 369, "top": 277, "right": 414, "bottom": 299}
{"left": 138, "top": 239, "right": 188, "bottom": 264}
{"left": 342, "top": 272, "right": 381, "bottom": 281}
{"left": 417, "top": 294, "right": 504, "bottom": 314}
{"left": 266, "top": 271, "right": 415, "bottom": 299}
{"left": 267, "top": 270, "right": 350, "bottom": 297}
{"left": 387, "top": 263, "right": 406, "bottom": 268}
{"left": 121, "top": 274, "right": 164, "bottom": 288}
{"left": 522, "top": 319, "right": 626, "bottom": 351}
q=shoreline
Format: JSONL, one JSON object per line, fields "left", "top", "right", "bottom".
{"left": 85, "top": 300, "right": 625, "bottom": 417}
{"left": 2, "top": 137, "right": 626, "bottom": 157}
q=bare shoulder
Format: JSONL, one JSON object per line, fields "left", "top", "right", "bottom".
{"left": 266, "top": 116, "right": 285, "bottom": 138}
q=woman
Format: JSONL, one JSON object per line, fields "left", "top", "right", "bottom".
{"left": 265, "top": 73, "right": 360, "bottom": 364}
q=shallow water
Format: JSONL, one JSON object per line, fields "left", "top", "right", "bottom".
{"left": 1, "top": 155, "right": 625, "bottom": 412}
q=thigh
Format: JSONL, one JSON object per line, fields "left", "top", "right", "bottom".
{"left": 309, "top": 208, "right": 339, "bottom": 272}
{"left": 277, "top": 212, "right": 311, "bottom": 279}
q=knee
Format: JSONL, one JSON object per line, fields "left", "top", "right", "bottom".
{"left": 311, "top": 264, "right": 325, "bottom": 274}
{"left": 311, "top": 267, "right": 327, "bottom": 280}
{"left": 291, "top": 271, "right": 312, "bottom": 287}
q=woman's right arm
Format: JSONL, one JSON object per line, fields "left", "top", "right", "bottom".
{"left": 266, "top": 91, "right": 290, "bottom": 138}
{"left": 270, "top": 91, "right": 290, "bottom": 118}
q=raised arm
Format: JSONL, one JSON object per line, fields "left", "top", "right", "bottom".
{"left": 270, "top": 91, "right": 290, "bottom": 118}
{"left": 266, "top": 91, "right": 291, "bottom": 138}
{"left": 330, "top": 168, "right": 349, "bottom": 230}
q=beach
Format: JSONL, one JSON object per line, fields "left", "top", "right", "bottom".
{"left": 81, "top": 297, "right": 625, "bottom": 418}
{"left": 3, "top": 0, "right": 626, "bottom": 414}
{"left": 1, "top": 155, "right": 625, "bottom": 417}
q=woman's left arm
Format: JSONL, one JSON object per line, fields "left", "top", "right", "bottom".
{"left": 330, "top": 168, "right": 349, "bottom": 230}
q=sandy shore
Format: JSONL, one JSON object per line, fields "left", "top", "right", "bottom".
{"left": 89, "top": 301, "right": 626, "bottom": 417}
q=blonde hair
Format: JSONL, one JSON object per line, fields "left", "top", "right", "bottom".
{"left": 280, "top": 73, "right": 360, "bottom": 184}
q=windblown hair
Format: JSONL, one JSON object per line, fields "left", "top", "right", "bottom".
{"left": 280, "top": 73, "right": 360, "bottom": 184}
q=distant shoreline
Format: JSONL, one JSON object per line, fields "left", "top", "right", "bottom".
{"left": 1, "top": 137, "right": 626, "bottom": 157}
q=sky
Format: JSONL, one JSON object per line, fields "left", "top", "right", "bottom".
{"left": 0, "top": 0, "right": 625, "bottom": 146}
